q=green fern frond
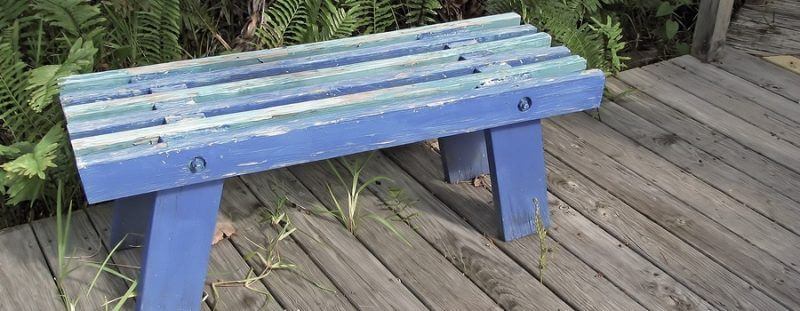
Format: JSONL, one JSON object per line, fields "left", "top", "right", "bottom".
{"left": 0, "top": 0, "right": 31, "bottom": 31}
{"left": 258, "top": 0, "right": 309, "bottom": 48}
{"left": 319, "top": 1, "right": 362, "bottom": 41}
{"left": 27, "top": 38, "right": 96, "bottom": 113}
{"left": 1, "top": 124, "right": 63, "bottom": 205}
{"left": 138, "top": 0, "right": 182, "bottom": 64}
{"left": 404, "top": 0, "right": 441, "bottom": 26}
{"left": 34, "top": 0, "right": 105, "bottom": 44}
{"left": 364, "top": 0, "right": 398, "bottom": 34}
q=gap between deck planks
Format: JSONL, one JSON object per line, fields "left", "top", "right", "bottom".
{"left": 712, "top": 46, "right": 800, "bottom": 103}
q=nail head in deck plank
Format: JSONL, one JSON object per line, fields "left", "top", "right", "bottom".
{"left": 0, "top": 225, "right": 63, "bottom": 310}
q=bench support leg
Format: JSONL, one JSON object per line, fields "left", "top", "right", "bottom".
{"left": 485, "top": 120, "right": 550, "bottom": 241}
{"left": 439, "top": 131, "right": 490, "bottom": 183}
{"left": 111, "top": 180, "right": 224, "bottom": 311}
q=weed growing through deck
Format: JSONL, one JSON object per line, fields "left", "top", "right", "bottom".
{"left": 534, "top": 198, "right": 549, "bottom": 283}
{"left": 318, "top": 153, "right": 410, "bottom": 244}
{"left": 53, "top": 181, "right": 137, "bottom": 310}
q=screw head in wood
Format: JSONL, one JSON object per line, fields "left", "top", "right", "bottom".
{"left": 189, "top": 157, "right": 207, "bottom": 173}
{"left": 518, "top": 97, "right": 532, "bottom": 112}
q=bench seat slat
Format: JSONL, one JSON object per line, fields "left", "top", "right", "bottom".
{"left": 72, "top": 56, "right": 588, "bottom": 155}
{"left": 75, "top": 70, "right": 604, "bottom": 202}
{"left": 63, "top": 32, "right": 551, "bottom": 123}
{"left": 68, "top": 45, "right": 568, "bottom": 138}
{"left": 58, "top": 13, "right": 521, "bottom": 93}
{"left": 61, "top": 24, "right": 538, "bottom": 105}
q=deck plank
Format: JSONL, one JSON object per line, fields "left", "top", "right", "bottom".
{"left": 239, "top": 169, "right": 429, "bottom": 310}
{"left": 541, "top": 120, "right": 800, "bottom": 309}
{"left": 642, "top": 60, "right": 800, "bottom": 147}
{"left": 383, "top": 145, "right": 711, "bottom": 311}
{"left": 712, "top": 46, "right": 800, "bottom": 102}
{"left": 30, "top": 210, "right": 131, "bottom": 310}
{"left": 617, "top": 67, "right": 800, "bottom": 177}
{"left": 594, "top": 100, "right": 800, "bottom": 235}
{"left": 354, "top": 152, "right": 646, "bottom": 311}
{"left": 85, "top": 205, "right": 278, "bottom": 310}
{"left": 727, "top": 5, "right": 800, "bottom": 56}
{"left": 603, "top": 77, "right": 800, "bottom": 218}
{"left": 0, "top": 225, "right": 63, "bottom": 310}
{"left": 289, "top": 161, "right": 508, "bottom": 310}
{"left": 218, "top": 178, "right": 356, "bottom": 310}
{"left": 544, "top": 154, "right": 785, "bottom": 310}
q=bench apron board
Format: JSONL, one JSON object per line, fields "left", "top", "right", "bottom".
{"left": 59, "top": 13, "right": 604, "bottom": 310}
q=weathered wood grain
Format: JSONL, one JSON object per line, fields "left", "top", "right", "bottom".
{"left": 59, "top": 13, "right": 523, "bottom": 91}
{"left": 712, "top": 46, "right": 800, "bottom": 102}
{"left": 351, "top": 151, "right": 635, "bottom": 310}
{"left": 550, "top": 113, "right": 800, "bottom": 268}
{"left": 74, "top": 68, "right": 603, "bottom": 203}
{"left": 85, "top": 205, "right": 279, "bottom": 310}
{"left": 544, "top": 153, "right": 785, "bottom": 310}
{"left": 30, "top": 210, "right": 130, "bottom": 310}
{"left": 669, "top": 56, "right": 800, "bottom": 128}
{"left": 0, "top": 225, "right": 63, "bottom": 310}
{"left": 692, "top": 0, "right": 734, "bottom": 61}
{"left": 604, "top": 77, "right": 800, "bottom": 219}
{"left": 541, "top": 121, "right": 800, "bottom": 308}
{"left": 218, "top": 178, "right": 356, "bottom": 310}
{"left": 239, "top": 169, "right": 428, "bottom": 310}
{"left": 617, "top": 68, "right": 800, "bottom": 175}
{"left": 384, "top": 144, "right": 713, "bottom": 311}
{"left": 642, "top": 61, "right": 800, "bottom": 148}
{"left": 592, "top": 100, "right": 800, "bottom": 235}
{"left": 289, "top": 160, "right": 504, "bottom": 310}
{"left": 727, "top": 4, "right": 800, "bottom": 56}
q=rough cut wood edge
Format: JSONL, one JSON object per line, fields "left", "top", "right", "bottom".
{"left": 764, "top": 55, "right": 800, "bottom": 75}
{"left": 692, "top": 0, "right": 735, "bottom": 62}
{"left": 0, "top": 225, "right": 63, "bottom": 310}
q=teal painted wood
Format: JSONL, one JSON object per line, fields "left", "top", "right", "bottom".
{"left": 58, "top": 13, "right": 522, "bottom": 94}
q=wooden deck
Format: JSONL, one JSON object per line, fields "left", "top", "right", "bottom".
{"left": 2, "top": 48, "right": 800, "bottom": 310}
{"left": 727, "top": 0, "right": 800, "bottom": 56}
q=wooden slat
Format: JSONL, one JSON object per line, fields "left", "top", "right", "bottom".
{"left": 288, "top": 161, "right": 505, "bottom": 310}
{"left": 62, "top": 25, "right": 540, "bottom": 105}
{"left": 218, "top": 178, "right": 356, "bottom": 310}
{"left": 0, "top": 225, "right": 63, "bottom": 310}
{"left": 641, "top": 60, "right": 800, "bottom": 147}
{"left": 669, "top": 56, "right": 800, "bottom": 127}
{"left": 67, "top": 42, "right": 565, "bottom": 139}
{"left": 383, "top": 145, "right": 713, "bottom": 310}
{"left": 239, "top": 169, "right": 428, "bottom": 310}
{"left": 30, "top": 210, "right": 131, "bottom": 310}
{"left": 617, "top": 67, "right": 800, "bottom": 176}
{"left": 550, "top": 113, "right": 800, "bottom": 268}
{"left": 541, "top": 120, "right": 800, "bottom": 309}
{"left": 712, "top": 46, "right": 800, "bottom": 102}
{"left": 350, "top": 151, "right": 640, "bottom": 310}
{"left": 85, "top": 205, "right": 280, "bottom": 310}
{"left": 603, "top": 77, "right": 800, "bottom": 221}
{"left": 59, "top": 13, "right": 523, "bottom": 92}
{"left": 74, "top": 68, "right": 603, "bottom": 203}
{"left": 544, "top": 154, "right": 785, "bottom": 310}
{"left": 593, "top": 100, "right": 800, "bottom": 235}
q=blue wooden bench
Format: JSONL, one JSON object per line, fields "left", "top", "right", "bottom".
{"left": 58, "top": 13, "right": 604, "bottom": 310}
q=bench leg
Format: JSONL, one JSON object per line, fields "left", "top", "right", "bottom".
{"left": 111, "top": 180, "right": 224, "bottom": 311}
{"left": 439, "top": 131, "right": 490, "bottom": 183}
{"left": 485, "top": 120, "right": 550, "bottom": 241}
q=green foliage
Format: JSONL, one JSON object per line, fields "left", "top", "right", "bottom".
{"left": 0, "top": 125, "right": 63, "bottom": 205}
{"left": 404, "top": 0, "right": 442, "bottom": 26}
{"left": 138, "top": 0, "right": 183, "bottom": 63}
{"left": 257, "top": 0, "right": 367, "bottom": 48}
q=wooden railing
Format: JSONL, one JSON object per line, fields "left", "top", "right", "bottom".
{"left": 691, "top": 0, "right": 735, "bottom": 62}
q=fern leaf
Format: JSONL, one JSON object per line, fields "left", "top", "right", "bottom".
{"left": 404, "top": 0, "right": 441, "bottom": 26}
{"left": 138, "top": 0, "right": 182, "bottom": 64}
{"left": 34, "top": 0, "right": 105, "bottom": 45}
{"left": 319, "top": 1, "right": 362, "bottom": 41}
{"left": 258, "top": 0, "right": 309, "bottom": 48}
{"left": 1, "top": 124, "right": 63, "bottom": 205}
{"left": 364, "top": 0, "right": 398, "bottom": 34}
{"left": 26, "top": 38, "right": 96, "bottom": 112}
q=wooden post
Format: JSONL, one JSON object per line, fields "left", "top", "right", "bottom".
{"left": 692, "top": 0, "right": 735, "bottom": 62}
{"left": 485, "top": 119, "right": 549, "bottom": 241}
{"left": 111, "top": 180, "right": 224, "bottom": 310}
